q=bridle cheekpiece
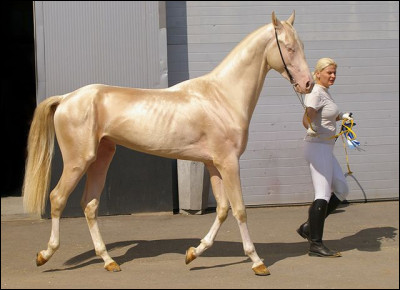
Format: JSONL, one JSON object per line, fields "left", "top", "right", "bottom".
{"left": 274, "top": 28, "right": 295, "bottom": 84}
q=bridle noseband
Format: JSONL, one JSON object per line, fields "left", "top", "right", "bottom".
{"left": 274, "top": 28, "right": 295, "bottom": 84}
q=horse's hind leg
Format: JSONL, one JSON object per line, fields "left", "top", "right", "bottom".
{"left": 36, "top": 157, "right": 92, "bottom": 266}
{"left": 186, "top": 163, "right": 230, "bottom": 264}
{"left": 80, "top": 138, "right": 120, "bottom": 271}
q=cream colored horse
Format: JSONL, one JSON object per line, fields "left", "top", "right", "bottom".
{"left": 23, "top": 11, "right": 313, "bottom": 276}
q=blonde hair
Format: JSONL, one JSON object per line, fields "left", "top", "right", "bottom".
{"left": 312, "top": 58, "right": 337, "bottom": 81}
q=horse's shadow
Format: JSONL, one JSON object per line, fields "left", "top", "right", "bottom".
{"left": 44, "top": 226, "right": 397, "bottom": 272}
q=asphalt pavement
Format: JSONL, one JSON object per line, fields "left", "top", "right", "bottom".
{"left": 1, "top": 197, "right": 399, "bottom": 289}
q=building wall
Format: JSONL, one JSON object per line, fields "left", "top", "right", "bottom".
{"left": 35, "top": 1, "right": 168, "bottom": 101}
{"left": 34, "top": 1, "right": 399, "bottom": 214}
{"left": 167, "top": 1, "right": 399, "bottom": 206}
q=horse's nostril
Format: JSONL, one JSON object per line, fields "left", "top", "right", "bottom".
{"left": 306, "top": 81, "right": 314, "bottom": 92}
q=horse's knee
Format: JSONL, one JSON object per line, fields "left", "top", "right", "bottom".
{"left": 217, "top": 204, "right": 229, "bottom": 222}
{"left": 83, "top": 199, "right": 99, "bottom": 220}
{"left": 232, "top": 207, "right": 247, "bottom": 223}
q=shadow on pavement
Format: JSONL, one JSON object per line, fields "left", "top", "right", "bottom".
{"left": 43, "top": 226, "right": 397, "bottom": 272}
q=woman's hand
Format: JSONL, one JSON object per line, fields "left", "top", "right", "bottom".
{"left": 306, "top": 127, "right": 318, "bottom": 137}
{"left": 338, "top": 112, "right": 353, "bottom": 122}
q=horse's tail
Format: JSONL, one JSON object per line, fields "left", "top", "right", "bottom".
{"left": 22, "top": 95, "right": 63, "bottom": 215}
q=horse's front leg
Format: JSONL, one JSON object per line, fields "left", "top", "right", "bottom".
{"left": 216, "top": 156, "right": 270, "bottom": 276}
{"left": 81, "top": 139, "right": 120, "bottom": 271}
{"left": 185, "top": 164, "right": 229, "bottom": 264}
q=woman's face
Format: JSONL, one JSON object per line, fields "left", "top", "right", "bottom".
{"left": 316, "top": 65, "right": 336, "bottom": 88}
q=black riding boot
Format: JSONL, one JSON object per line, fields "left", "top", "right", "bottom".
{"left": 308, "top": 199, "right": 341, "bottom": 257}
{"left": 296, "top": 193, "right": 342, "bottom": 241}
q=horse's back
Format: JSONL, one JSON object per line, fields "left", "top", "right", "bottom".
{"left": 52, "top": 83, "right": 210, "bottom": 160}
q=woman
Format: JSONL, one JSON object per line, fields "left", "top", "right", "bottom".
{"left": 298, "top": 58, "right": 351, "bottom": 257}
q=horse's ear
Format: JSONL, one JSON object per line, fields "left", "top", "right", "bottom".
{"left": 272, "top": 11, "right": 283, "bottom": 29}
{"left": 287, "top": 10, "right": 295, "bottom": 26}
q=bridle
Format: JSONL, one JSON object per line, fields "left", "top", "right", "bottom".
{"left": 274, "top": 27, "right": 306, "bottom": 109}
{"left": 274, "top": 28, "right": 295, "bottom": 85}
{"left": 274, "top": 26, "right": 313, "bottom": 137}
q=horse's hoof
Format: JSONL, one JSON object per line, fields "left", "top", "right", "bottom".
{"left": 36, "top": 252, "right": 48, "bottom": 266}
{"left": 185, "top": 247, "right": 197, "bottom": 264}
{"left": 252, "top": 264, "right": 270, "bottom": 276}
{"left": 105, "top": 261, "right": 121, "bottom": 272}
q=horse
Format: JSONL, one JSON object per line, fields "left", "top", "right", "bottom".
{"left": 23, "top": 11, "right": 313, "bottom": 276}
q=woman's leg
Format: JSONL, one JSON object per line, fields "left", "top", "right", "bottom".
{"left": 304, "top": 142, "right": 333, "bottom": 202}
{"left": 299, "top": 142, "right": 341, "bottom": 257}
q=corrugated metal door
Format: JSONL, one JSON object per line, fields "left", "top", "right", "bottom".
{"left": 35, "top": 1, "right": 176, "bottom": 216}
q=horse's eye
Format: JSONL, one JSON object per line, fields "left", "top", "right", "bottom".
{"left": 287, "top": 47, "right": 295, "bottom": 53}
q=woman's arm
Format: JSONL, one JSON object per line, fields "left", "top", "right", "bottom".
{"left": 303, "top": 107, "right": 318, "bottom": 129}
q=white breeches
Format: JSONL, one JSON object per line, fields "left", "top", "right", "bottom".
{"left": 304, "top": 142, "right": 349, "bottom": 202}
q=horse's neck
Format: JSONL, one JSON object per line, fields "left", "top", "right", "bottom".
{"left": 209, "top": 24, "right": 274, "bottom": 126}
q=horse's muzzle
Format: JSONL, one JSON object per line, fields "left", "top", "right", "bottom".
{"left": 294, "top": 80, "right": 314, "bottom": 94}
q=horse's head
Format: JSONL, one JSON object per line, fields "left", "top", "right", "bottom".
{"left": 268, "top": 11, "right": 314, "bottom": 94}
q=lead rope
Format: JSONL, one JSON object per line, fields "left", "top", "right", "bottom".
{"left": 334, "top": 117, "right": 358, "bottom": 175}
{"left": 341, "top": 133, "right": 352, "bottom": 175}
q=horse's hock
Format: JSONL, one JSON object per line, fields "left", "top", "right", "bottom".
{"left": 177, "top": 160, "right": 210, "bottom": 214}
